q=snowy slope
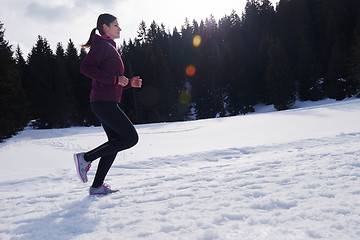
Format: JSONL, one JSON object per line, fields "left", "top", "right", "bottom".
{"left": 1, "top": 99, "right": 360, "bottom": 240}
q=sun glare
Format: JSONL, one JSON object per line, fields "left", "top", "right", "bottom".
{"left": 186, "top": 65, "right": 196, "bottom": 77}
{"left": 193, "top": 35, "right": 201, "bottom": 47}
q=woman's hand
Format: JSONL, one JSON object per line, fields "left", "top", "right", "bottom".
{"left": 117, "top": 76, "right": 129, "bottom": 87}
{"left": 130, "top": 76, "right": 142, "bottom": 88}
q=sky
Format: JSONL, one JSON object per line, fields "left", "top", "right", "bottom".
{"left": 0, "top": 0, "right": 278, "bottom": 57}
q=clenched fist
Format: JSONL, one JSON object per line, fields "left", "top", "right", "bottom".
{"left": 130, "top": 76, "right": 142, "bottom": 88}
{"left": 117, "top": 76, "right": 129, "bottom": 87}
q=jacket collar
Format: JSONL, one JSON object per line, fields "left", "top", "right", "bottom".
{"left": 98, "top": 34, "right": 112, "bottom": 40}
{"left": 94, "top": 34, "right": 116, "bottom": 48}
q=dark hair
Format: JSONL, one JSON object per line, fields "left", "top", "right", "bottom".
{"left": 82, "top": 13, "right": 117, "bottom": 48}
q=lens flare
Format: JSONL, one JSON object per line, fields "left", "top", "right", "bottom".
{"left": 193, "top": 35, "right": 201, "bottom": 47}
{"left": 179, "top": 92, "right": 191, "bottom": 104}
{"left": 178, "top": 92, "right": 191, "bottom": 113}
{"left": 186, "top": 65, "right": 196, "bottom": 77}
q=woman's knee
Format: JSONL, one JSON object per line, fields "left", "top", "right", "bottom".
{"left": 130, "top": 131, "right": 139, "bottom": 147}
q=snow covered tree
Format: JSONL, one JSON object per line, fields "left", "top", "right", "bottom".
{"left": 137, "top": 20, "right": 147, "bottom": 44}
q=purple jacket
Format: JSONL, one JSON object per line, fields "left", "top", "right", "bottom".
{"left": 80, "top": 34, "right": 131, "bottom": 103}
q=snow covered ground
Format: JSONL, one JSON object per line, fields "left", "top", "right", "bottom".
{"left": 1, "top": 98, "right": 360, "bottom": 240}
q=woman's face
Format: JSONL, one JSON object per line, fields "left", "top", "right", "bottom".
{"left": 103, "top": 19, "right": 121, "bottom": 40}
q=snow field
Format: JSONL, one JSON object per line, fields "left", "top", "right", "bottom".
{"left": 0, "top": 99, "right": 360, "bottom": 239}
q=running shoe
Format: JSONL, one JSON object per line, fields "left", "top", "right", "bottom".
{"left": 74, "top": 152, "right": 91, "bottom": 183}
{"left": 89, "top": 183, "right": 119, "bottom": 195}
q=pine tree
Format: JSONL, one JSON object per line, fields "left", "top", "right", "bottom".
{"left": 137, "top": 20, "right": 147, "bottom": 44}
{"left": 15, "top": 45, "right": 31, "bottom": 120}
{"left": 349, "top": 37, "right": 360, "bottom": 96}
{"left": 52, "top": 42, "right": 78, "bottom": 127}
{"left": 136, "top": 46, "right": 159, "bottom": 122}
{"left": 240, "top": 0, "right": 275, "bottom": 103}
{"left": 221, "top": 12, "right": 256, "bottom": 115}
{"left": 284, "top": 0, "right": 322, "bottom": 101}
{"left": 137, "top": 26, "right": 177, "bottom": 123}
{"left": 297, "top": 36, "right": 324, "bottom": 101}
{"left": 0, "top": 22, "right": 28, "bottom": 141}
{"left": 325, "top": 41, "right": 353, "bottom": 100}
{"left": 27, "top": 36, "right": 57, "bottom": 128}
{"left": 191, "top": 17, "right": 224, "bottom": 119}
{"left": 78, "top": 48, "right": 99, "bottom": 126}
{"left": 348, "top": 18, "right": 360, "bottom": 96}
{"left": 266, "top": 38, "right": 296, "bottom": 110}
{"left": 169, "top": 27, "right": 189, "bottom": 119}
{"left": 64, "top": 39, "right": 82, "bottom": 125}
{"left": 53, "top": 43, "right": 68, "bottom": 127}
{"left": 120, "top": 39, "right": 140, "bottom": 123}
{"left": 153, "top": 46, "right": 178, "bottom": 121}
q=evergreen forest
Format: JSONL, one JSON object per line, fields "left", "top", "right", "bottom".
{"left": 1, "top": 0, "right": 360, "bottom": 142}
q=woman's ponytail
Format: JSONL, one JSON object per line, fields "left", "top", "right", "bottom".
{"left": 82, "top": 14, "right": 117, "bottom": 49}
{"left": 82, "top": 28, "right": 97, "bottom": 48}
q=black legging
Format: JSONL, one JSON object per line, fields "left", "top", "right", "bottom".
{"left": 84, "top": 101, "right": 139, "bottom": 188}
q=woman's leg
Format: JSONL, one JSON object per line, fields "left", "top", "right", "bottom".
{"left": 84, "top": 101, "right": 139, "bottom": 187}
{"left": 85, "top": 101, "right": 138, "bottom": 161}
{"left": 91, "top": 123, "right": 118, "bottom": 188}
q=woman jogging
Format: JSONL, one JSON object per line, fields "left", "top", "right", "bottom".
{"left": 74, "top": 13, "right": 142, "bottom": 195}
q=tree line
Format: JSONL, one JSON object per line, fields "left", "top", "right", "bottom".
{"left": 1, "top": 0, "right": 360, "bottom": 142}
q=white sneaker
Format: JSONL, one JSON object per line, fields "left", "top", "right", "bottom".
{"left": 89, "top": 183, "right": 119, "bottom": 195}
{"left": 74, "top": 153, "right": 91, "bottom": 183}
